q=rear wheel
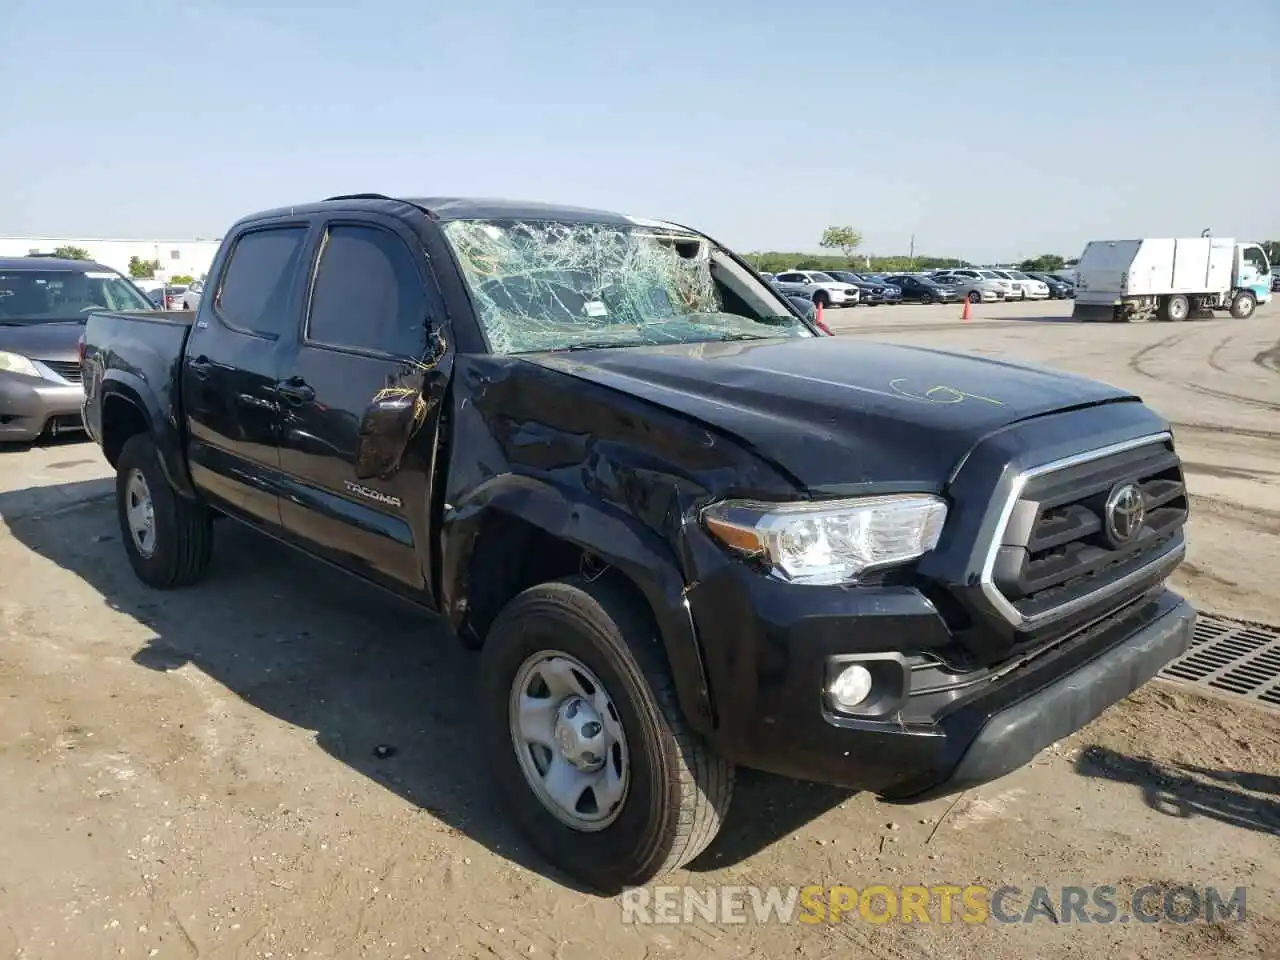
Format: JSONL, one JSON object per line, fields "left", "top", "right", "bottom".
{"left": 1230, "top": 291, "right": 1256, "bottom": 319}
{"left": 1162, "top": 295, "right": 1190, "bottom": 322}
{"left": 812, "top": 290, "right": 830, "bottom": 309}
{"left": 116, "top": 434, "right": 214, "bottom": 588}
{"left": 480, "top": 576, "right": 734, "bottom": 893}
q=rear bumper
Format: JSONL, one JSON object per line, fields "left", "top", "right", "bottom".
{"left": 0, "top": 374, "right": 84, "bottom": 442}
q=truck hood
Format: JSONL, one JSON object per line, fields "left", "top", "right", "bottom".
{"left": 0, "top": 321, "right": 84, "bottom": 362}
{"left": 523, "top": 337, "right": 1136, "bottom": 493}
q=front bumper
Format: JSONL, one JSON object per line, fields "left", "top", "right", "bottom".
{"left": 885, "top": 593, "right": 1193, "bottom": 801}
{"left": 683, "top": 531, "right": 1194, "bottom": 798}
{"left": 0, "top": 374, "right": 84, "bottom": 442}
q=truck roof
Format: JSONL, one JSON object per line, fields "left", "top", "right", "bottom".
{"left": 237, "top": 194, "right": 660, "bottom": 229}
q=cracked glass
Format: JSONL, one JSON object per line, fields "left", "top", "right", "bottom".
{"left": 440, "top": 218, "right": 814, "bottom": 354}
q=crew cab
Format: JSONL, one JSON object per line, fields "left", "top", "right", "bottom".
{"left": 81, "top": 194, "right": 1195, "bottom": 893}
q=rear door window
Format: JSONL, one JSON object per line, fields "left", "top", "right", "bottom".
{"left": 214, "top": 226, "right": 308, "bottom": 338}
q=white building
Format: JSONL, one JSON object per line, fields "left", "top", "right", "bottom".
{"left": 0, "top": 236, "right": 222, "bottom": 282}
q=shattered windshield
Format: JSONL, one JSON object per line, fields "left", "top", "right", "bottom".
{"left": 440, "top": 218, "right": 814, "bottom": 354}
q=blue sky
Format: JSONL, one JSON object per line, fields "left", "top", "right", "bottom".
{"left": 1, "top": 0, "right": 1275, "bottom": 261}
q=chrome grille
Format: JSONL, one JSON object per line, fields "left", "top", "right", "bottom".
{"left": 40, "top": 359, "right": 82, "bottom": 384}
{"left": 984, "top": 436, "right": 1188, "bottom": 628}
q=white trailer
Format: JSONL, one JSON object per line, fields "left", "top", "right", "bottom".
{"left": 1072, "top": 237, "right": 1272, "bottom": 322}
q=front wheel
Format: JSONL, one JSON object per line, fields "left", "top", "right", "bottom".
{"left": 116, "top": 434, "right": 214, "bottom": 588}
{"left": 967, "top": 291, "right": 981, "bottom": 304}
{"left": 479, "top": 576, "right": 734, "bottom": 893}
{"left": 1230, "top": 291, "right": 1257, "bottom": 319}
{"left": 1163, "top": 294, "right": 1190, "bottom": 322}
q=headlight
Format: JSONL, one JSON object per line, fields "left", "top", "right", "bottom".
{"left": 0, "top": 351, "right": 41, "bottom": 378}
{"left": 701, "top": 494, "right": 948, "bottom": 585}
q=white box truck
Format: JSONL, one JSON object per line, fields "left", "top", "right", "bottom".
{"left": 1072, "top": 237, "right": 1272, "bottom": 322}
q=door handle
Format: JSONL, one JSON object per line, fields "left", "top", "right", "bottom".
{"left": 187, "top": 355, "right": 213, "bottom": 381}
{"left": 276, "top": 377, "right": 315, "bottom": 405}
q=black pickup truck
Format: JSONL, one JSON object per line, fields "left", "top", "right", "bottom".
{"left": 81, "top": 194, "right": 1195, "bottom": 892}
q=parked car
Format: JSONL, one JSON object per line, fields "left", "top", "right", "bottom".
{"left": 883, "top": 274, "right": 961, "bottom": 304}
{"left": 934, "top": 268, "right": 1015, "bottom": 300}
{"left": 929, "top": 272, "right": 1003, "bottom": 304}
{"left": 82, "top": 193, "right": 1193, "bottom": 893}
{"left": 772, "top": 270, "right": 861, "bottom": 308}
{"left": 183, "top": 279, "right": 206, "bottom": 311}
{"left": 824, "top": 271, "right": 902, "bottom": 305}
{"left": 996, "top": 270, "right": 1050, "bottom": 300}
{"left": 1024, "top": 272, "right": 1075, "bottom": 299}
{"left": 147, "top": 285, "right": 188, "bottom": 310}
{"left": 0, "top": 256, "right": 153, "bottom": 443}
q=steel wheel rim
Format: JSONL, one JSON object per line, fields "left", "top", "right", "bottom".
{"left": 125, "top": 468, "right": 157, "bottom": 558}
{"left": 509, "top": 650, "right": 630, "bottom": 831}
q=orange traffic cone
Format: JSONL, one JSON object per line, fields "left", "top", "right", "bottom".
{"left": 961, "top": 297, "right": 972, "bottom": 321}
{"left": 815, "top": 300, "right": 832, "bottom": 335}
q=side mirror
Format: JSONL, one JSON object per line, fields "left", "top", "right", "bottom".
{"left": 788, "top": 295, "right": 816, "bottom": 320}
{"left": 354, "top": 387, "right": 423, "bottom": 480}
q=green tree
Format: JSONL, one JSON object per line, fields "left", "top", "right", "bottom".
{"left": 819, "top": 226, "right": 864, "bottom": 262}
{"left": 1018, "top": 253, "right": 1067, "bottom": 272}
{"left": 52, "top": 245, "right": 91, "bottom": 260}
{"left": 170, "top": 274, "right": 194, "bottom": 285}
{"left": 128, "top": 256, "right": 160, "bottom": 279}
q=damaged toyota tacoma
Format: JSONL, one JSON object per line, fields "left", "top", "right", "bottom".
{"left": 80, "top": 194, "right": 1195, "bottom": 892}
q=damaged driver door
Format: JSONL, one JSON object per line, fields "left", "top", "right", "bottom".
{"left": 275, "top": 216, "right": 452, "bottom": 601}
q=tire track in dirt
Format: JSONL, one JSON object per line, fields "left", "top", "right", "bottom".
{"left": 1253, "top": 335, "right": 1280, "bottom": 376}
{"left": 1207, "top": 334, "right": 1235, "bottom": 375}
{"left": 1128, "top": 329, "right": 1280, "bottom": 414}
{"left": 1172, "top": 422, "right": 1280, "bottom": 443}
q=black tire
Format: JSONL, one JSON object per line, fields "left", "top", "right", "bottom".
{"left": 116, "top": 433, "right": 214, "bottom": 588}
{"left": 920, "top": 293, "right": 933, "bottom": 304}
{"left": 1162, "top": 295, "right": 1190, "bottom": 322}
{"left": 1230, "top": 291, "right": 1256, "bottom": 319}
{"left": 967, "top": 290, "right": 981, "bottom": 304}
{"left": 812, "top": 290, "right": 830, "bottom": 308}
{"left": 479, "top": 575, "right": 734, "bottom": 893}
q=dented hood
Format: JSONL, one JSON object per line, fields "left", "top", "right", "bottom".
{"left": 521, "top": 337, "right": 1136, "bottom": 493}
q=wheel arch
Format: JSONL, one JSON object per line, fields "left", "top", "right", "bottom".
{"left": 441, "top": 476, "right": 717, "bottom": 735}
{"left": 99, "top": 373, "right": 197, "bottom": 499}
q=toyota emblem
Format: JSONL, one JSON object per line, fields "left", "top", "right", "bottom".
{"left": 1104, "top": 483, "right": 1146, "bottom": 546}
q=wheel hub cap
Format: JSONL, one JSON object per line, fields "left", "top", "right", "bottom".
{"left": 509, "top": 651, "right": 630, "bottom": 831}
{"left": 553, "top": 696, "right": 606, "bottom": 771}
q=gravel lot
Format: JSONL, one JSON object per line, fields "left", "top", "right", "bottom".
{"left": 1, "top": 299, "right": 1277, "bottom": 959}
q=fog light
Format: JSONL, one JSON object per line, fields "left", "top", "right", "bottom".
{"left": 829, "top": 665, "right": 874, "bottom": 709}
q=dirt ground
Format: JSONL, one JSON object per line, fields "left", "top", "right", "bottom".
{"left": 1, "top": 299, "right": 1278, "bottom": 959}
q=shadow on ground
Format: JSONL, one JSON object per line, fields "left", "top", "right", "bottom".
{"left": 1075, "top": 744, "right": 1280, "bottom": 837}
{"left": 0, "top": 478, "right": 846, "bottom": 892}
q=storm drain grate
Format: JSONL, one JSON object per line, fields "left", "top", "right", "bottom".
{"left": 1159, "top": 614, "right": 1280, "bottom": 710}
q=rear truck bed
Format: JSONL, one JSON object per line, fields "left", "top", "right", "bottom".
{"left": 81, "top": 309, "right": 196, "bottom": 484}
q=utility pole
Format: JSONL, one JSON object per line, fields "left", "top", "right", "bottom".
{"left": 908, "top": 234, "right": 915, "bottom": 270}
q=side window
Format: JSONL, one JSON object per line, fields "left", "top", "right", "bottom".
{"left": 215, "top": 226, "right": 307, "bottom": 338}
{"left": 306, "top": 224, "right": 427, "bottom": 356}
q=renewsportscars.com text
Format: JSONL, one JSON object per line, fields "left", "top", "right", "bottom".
{"left": 620, "top": 884, "right": 1247, "bottom": 926}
